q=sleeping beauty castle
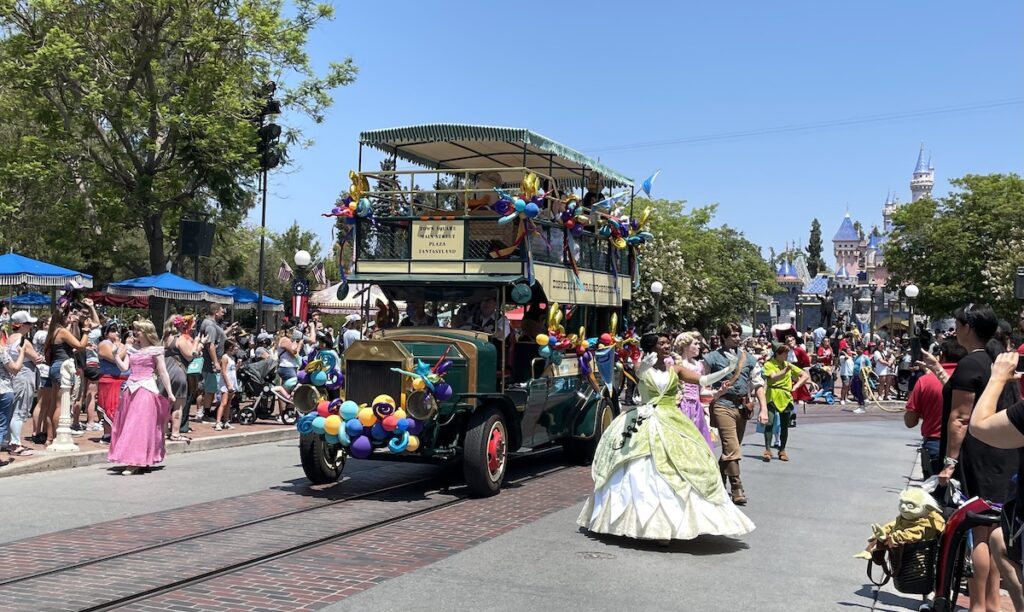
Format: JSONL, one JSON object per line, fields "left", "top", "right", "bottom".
{"left": 761, "top": 146, "right": 935, "bottom": 332}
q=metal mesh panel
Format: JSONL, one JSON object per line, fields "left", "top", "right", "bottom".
{"left": 358, "top": 220, "right": 410, "bottom": 260}
{"left": 466, "top": 218, "right": 517, "bottom": 260}
{"left": 346, "top": 360, "right": 404, "bottom": 406}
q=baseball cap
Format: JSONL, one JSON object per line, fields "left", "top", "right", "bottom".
{"left": 11, "top": 311, "right": 37, "bottom": 325}
{"left": 345, "top": 314, "right": 362, "bottom": 324}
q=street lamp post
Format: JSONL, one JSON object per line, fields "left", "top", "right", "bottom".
{"left": 291, "top": 250, "right": 312, "bottom": 323}
{"left": 905, "top": 284, "right": 919, "bottom": 335}
{"left": 750, "top": 279, "right": 760, "bottom": 333}
{"left": 650, "top": 281, "right": 664, "bottom": 331}
{"left": 868, "top": 282, "right": 878, "bottom": 342}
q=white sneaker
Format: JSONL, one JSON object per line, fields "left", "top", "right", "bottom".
{"left": 195, "top": 410, "right": 205, "bottom": 421}
{"left": 853, "top": 407, "right": 866, "bottom": 414}
{"left": 214, "top": 423, "right": 223, "bottom": 431}
{"left": 839, "top": 400, "right": 846, "bottom": 406}
{"left": 222, "top": 422, "right": 234, "bottom": 430}
{"left": 87, "top": 422, "right": 103, "bottom": 432}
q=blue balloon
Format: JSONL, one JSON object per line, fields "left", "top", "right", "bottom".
{"left": 514, "top": 198, "right": 526, "bottom": 213}
{"left": 337, "top": 429, "right": 351, "bottom": 446}
{"left": 371, "top": 422, "right": 388, "bottom": 440}
{"left": 311, "top": 416, "right": 326, "bottom": 433}
{"left": 550, "top": 351, "right": 563, "bottom": 365}
{"left": 296, "top": 414, "right": 315, "bottom": 434}
{"left": 310, "top": 371, "right": 327, "bottom": 387}
{"left": 340, "top": 400, "right": 360, "bottom": 421}
{"left": 325, "top": 433, "right": 340, "bottom": 444}
{"left": 395, "top": 418, "right": 409, "bottom": 433}
{"left": 388, "top": 431, "right": 410, "bottom": 453}
{"left": 524, "top": 202, "right": 540, "bottom": 218}
{"left": 539, "top": 346, "right": 552, "bottom": 358}
{"left": 345, "top": 418, "right": 363, "bottom": 437}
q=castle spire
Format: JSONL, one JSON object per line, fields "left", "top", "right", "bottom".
{"left": 914, "top": 143, "right": 928, "bottom": 173}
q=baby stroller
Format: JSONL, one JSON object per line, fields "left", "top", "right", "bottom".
{"left": 231, "top": 358, "right": 298, "bottom": 425}
{"left": 920, "top": 496, "right": 1001, "bottom": 612}
{"left": 808, "top": 363, "right": 835, "bottom": 404}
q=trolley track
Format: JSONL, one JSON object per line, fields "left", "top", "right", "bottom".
{"left": 0, "top": 467, "right": 437, "bottom": 588}
{"left": 0, "top": 457, "right": 572, "bottom": 612}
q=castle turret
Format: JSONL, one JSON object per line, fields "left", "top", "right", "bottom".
{"left": 910, "top": 144, "right": 935, "bottom": 202}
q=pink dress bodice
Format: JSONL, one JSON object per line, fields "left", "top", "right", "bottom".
{"left": 128, "top": 350, "right": 157, "bottom": 382}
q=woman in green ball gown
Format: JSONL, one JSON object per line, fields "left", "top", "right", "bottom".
{"left": 578, "top": 333, "right": 755, "bottom": 541}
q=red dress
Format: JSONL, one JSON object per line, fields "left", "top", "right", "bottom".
{"left": 792, "top": 346, "right": 812, "bottom": 402}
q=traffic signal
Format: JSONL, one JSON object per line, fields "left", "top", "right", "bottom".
{"left": 256, "top": 81, "right": 282, "bottom": 170}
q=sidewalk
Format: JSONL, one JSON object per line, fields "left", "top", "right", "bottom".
{"left": 1, "top": 418, "right": 297, "bottom": 479}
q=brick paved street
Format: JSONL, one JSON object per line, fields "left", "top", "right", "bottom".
{"left": 0, "top": 414, "right": 1003, "bottom": 612}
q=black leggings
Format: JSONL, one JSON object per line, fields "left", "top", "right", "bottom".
{"left": 765, "top": 403, "right": 793, "bottom": 451}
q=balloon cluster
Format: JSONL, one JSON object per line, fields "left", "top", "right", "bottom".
{"left": 557, "top": 196, "right": 588, "bottom": 238}
{"left": 323, "top": 171, "right": 374, "bottom": 224}
{"left": 296, "top": 350, "right": 343, "bottom": 391}
{"left": 390, "top": 350, "right": 455, "bottom": 404}
{"left": 296, "top": 395, "right": 426, "bottom": 458}
{"left": 533, "top": 303, "right": 574, "bottom": 366}
{"left": 494, "top": 172, "right": 545, "bottom": 225}
{"left": 597, "top": 209, "right": 630, "bottom": 251}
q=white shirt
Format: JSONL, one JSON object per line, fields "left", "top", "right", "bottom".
{"left": 342, "top": 329, "right": 362, "bottom": 351}
{"left": 873, "top": 350, "right": 891, "bottom": 376}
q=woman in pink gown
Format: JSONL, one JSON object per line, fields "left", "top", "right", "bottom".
{"left": 673, "top": 332, "right": 714, "bottom": 449}
{"left": 108, "top": 320, "right": 176, "bottom": 475}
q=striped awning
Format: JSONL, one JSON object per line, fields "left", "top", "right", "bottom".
{"left": 359, "top": 124, "right": 633, "bottom": 188}
{"left": 107, "top": 273, "right": 233, "bottom": 304}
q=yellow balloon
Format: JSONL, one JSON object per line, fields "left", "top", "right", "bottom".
{"left": 406, "top": 435, "right": 420, "bottom": 452}
{"left": 394, "top": 409, "right": 407, "bottom": 420}
{"left": 521, "top": 172, "right": 539, "bottom": 199}
{"left": 547, "top": 302, "right": 560, "bottom": 329}
{"left": 372, "top": 394, "right": 396, "bottom": 408}
{"left": 323, "top": 415, "right": 342, "bottom": 435}
{"left": 610, "top": 313, "right": 618, "bottom": 335}
{"left": 611, "top": 236, "right": 627, "bottom": 250}
{"left": 536, "top": 333, "right": 550, "bottom": 346}
{"left": 357, "top": 407, "right": 377, "bottom": 427}
{"left": 412, "top": 377, "right": 426, "bottom": 391}
{"left": 580, "top": 340, "right": 590, "bottom": 350}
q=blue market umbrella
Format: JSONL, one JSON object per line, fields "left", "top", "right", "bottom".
{"left": 107, "top": 273, "right": 232, "bottom": 304}
{"left": 9, "top": 292, "right": 51, "bottom": 307}
{"left": 222, "top": 285, "right": 284, "bottom": 312}
{"left": 0, "top": 253, "right": 92, "bottom": 288}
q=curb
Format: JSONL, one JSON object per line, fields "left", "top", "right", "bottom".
{"left": 0, "top": 427, "right": 298, "bottom": 479}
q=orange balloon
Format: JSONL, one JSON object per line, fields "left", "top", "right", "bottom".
{"left": 323, "top": 415, "right": 341, "bottom": 435}
{"left": 357, "top": 407, "right": 377, "bottom": 427}
{"left": 406, "top": 435, "right": 420, "bottom": 452}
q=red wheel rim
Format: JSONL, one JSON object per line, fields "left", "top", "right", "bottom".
{"left": 486, "top": 421, "right": 506, "bottom": 479}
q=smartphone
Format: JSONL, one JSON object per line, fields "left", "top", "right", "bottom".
{"left": 910, "top": 338, "right": 922, "bottom": 364}
{"left": 1018, "top": 353, "right": 1024, "bottom": 374}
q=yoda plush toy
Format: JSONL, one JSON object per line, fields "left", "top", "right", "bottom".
{"left": 854, "top": 488, "right": 945, "bottom": 560}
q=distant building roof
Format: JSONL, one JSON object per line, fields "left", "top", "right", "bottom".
{"left": 867, "top": 233, "right": 880, "bottom": 250}
{"left": 833, "top": 214, "right": 859, "bottom": 242}
{"left": 835, "top": 266, "right": 851, "bottom": 279}
{"left": 804, "top": 274, "right": 830, "bottom": 295}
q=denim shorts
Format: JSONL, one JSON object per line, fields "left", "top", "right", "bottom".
{"left": 41, "top": 359, "right": 65, "bottom": 388}
{"left": 278, "top": 366, "right": 298, "bottom": 382}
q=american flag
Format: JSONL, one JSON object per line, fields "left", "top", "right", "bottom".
{"left": 277, "top": 261, "right": 293, "bottom": 282}
{"left": 311, "top": 261, "right": 327, "bottom": 287}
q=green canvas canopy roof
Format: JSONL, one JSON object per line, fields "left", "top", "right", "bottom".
{"left": 359, "top": 124, "right": 633, "bottom": 188}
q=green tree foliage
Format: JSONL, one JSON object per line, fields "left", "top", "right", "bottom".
{"left": 629, "top": 199, "right": 778, "bottom": 332}
{"left": 806, "top": 218, "right": 825, "bottom": 276}
{"left": 884, "top": 174, "right": 1024, "bottom": 318}
{"left": 0, "top": 0, "right": 356, "bottom": 280}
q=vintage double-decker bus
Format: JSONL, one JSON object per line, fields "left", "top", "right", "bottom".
{"left": 297, "top": 124, "right": 641, "bottom": 497}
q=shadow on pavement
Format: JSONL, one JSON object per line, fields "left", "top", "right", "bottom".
{"left": 835, "top": 584, "right": 927, "bottom": 610}
{"left": 578, "top": 528, "right": 750, "bottom": 555}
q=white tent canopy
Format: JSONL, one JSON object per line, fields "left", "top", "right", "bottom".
{"left": 309, "top": 283, "right": 405, "bottom": 315}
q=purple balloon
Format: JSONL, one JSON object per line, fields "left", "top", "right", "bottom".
{"left": 350, "top": 435, "right": 372, "bottom": 459}
{"left": 407, "top": 419, "right": 424, "bottom": 435}
{"left": 435, "top": 360, "right": 453, "bottom": 375}
{"left": 296, "top": 370, "right": 308, "bottom": 384}
{"left": 433, "top": 383, "right": 453, "bottom": 402}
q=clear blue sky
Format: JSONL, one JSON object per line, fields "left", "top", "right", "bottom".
{"left": 259, "top": 0, "right": 1024, "bottom": 268}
